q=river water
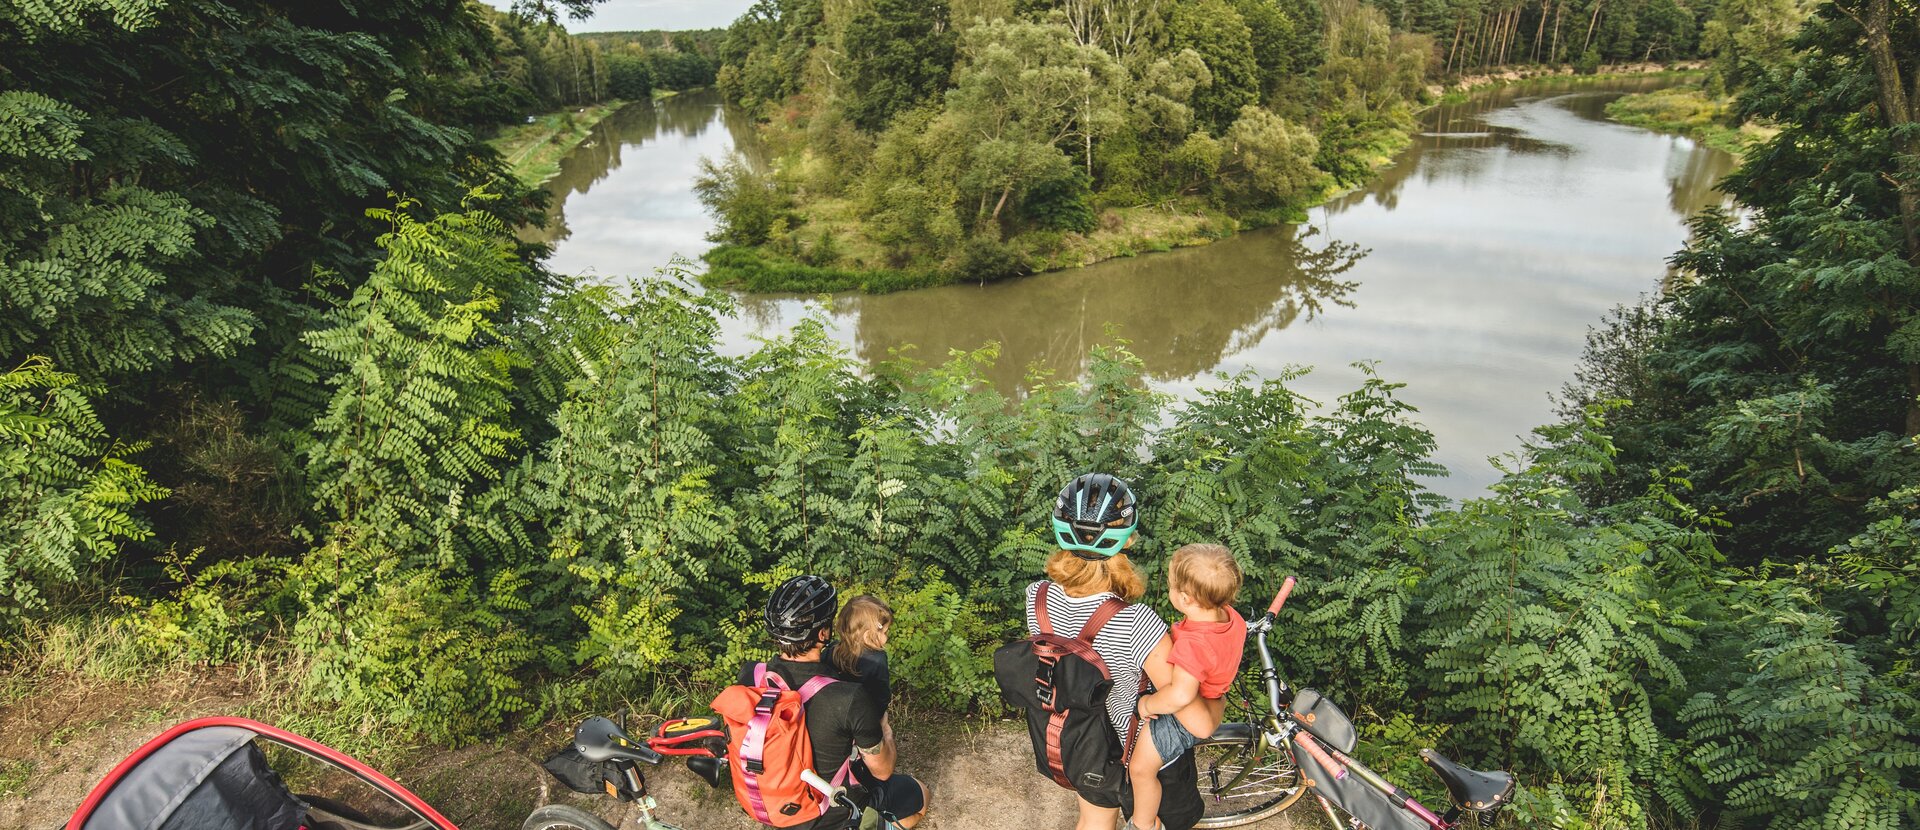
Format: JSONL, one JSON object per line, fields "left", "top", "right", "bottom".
{"left": 527, "top": 79, "right": 1735, "bottom": 498}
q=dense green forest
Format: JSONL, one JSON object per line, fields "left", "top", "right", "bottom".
{"left": 2, "top": 1, "right": 1919, "bottom": 829}
{"left": 692, "top": 0, "right": 1737, "bottom": 292}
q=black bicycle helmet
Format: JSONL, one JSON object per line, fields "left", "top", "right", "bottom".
{"left": 1051, "top": 473, "right": 1139, "bottom": 557}
{"left": 765, "top": 574, "right": 838, "bottom": 647}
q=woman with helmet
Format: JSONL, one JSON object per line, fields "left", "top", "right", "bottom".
{"left": 1025, "top": 473, "right": 1203, "bottom": 830}
{"left": 738, "top": 575, "right": 929, "bottom": 829}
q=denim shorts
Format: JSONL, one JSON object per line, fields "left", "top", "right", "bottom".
{"left": 1147, "top": 715, "right": 1199, "bottom": 770}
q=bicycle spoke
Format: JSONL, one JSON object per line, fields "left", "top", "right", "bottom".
{"left": 1195, "top": 740, "right": 1302, "bottom": 820}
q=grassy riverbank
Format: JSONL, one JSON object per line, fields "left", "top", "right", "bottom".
{"left": 487, "top": 100, "right": 628, "bottom": 187}
{"left": 1604, "top": 84, "right": 1776, "bottom": 158}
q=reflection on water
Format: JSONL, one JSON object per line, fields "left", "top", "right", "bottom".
{"left": 732, "top": 229, "right": 1363, "bottom": 391}
{"left": 535, "top": 77, "right": 1737, "bottom": 499}
{"left": 523, "top": 89, "right": 761, "bottom": 277}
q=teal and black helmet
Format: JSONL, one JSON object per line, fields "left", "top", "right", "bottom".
{"left": 1051, "top": 473, "right": 1138, "bottom": 557}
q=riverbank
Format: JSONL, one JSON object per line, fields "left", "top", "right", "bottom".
{"left": 703, "top": 64, "right": 1705, "bottom": 295}
{"left": 1432, "top": 60, "right": 1707, "bottom": 101}
{"left": 488, "top": 100, "right": 629, "bottom": 187}
{"left": 0, "top": 651, "right": 1302, "bottom": 830}
{"left": 1603, "top": 84, "right": 1776, "bottom": 159}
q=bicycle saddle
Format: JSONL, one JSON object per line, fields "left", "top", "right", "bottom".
{"left": 1418, "top": 748, "right": 1513, "bottom": 811}
{"left": 575, "top": 716, "right": 663, "bottom": 765}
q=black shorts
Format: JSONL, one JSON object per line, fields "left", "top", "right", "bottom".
{"left": 793, "top": 765, "right": 926, "bottom": 830}
{"left": 1114, "top": 748, "right": 1203, "bottom": 830}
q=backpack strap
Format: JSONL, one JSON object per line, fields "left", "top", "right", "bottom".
{"left": 1077, "top": 597, "right": 1128, "bottom": 644}
{"left": 797, "top": 674, "right": 837, "bottom": 702}
{"left": 1120, "top": 672, "right": 1149, "bottom": 765}
{"left": 1034, "top": 581, "right": 1056, "bottom": 636}
{"left": 739, "top": 662, "right": 783, "bottom": 823}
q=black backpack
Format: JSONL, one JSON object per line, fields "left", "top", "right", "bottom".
{"left": 993, "top": 583, "right": 1140, "bottom": 798}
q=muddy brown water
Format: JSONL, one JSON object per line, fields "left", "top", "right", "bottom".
{"left": 527, "top": 79, "right": 1735, "bottom": 498}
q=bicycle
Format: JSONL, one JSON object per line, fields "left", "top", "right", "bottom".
{"left": 1189, "top": 577, "right": 1516, "bottom": 830}
{"left": 524, "top": 715, "right": 729, "bottom": 830}
{"left": 525, "top": 715, "right": 909, "bottom": 830}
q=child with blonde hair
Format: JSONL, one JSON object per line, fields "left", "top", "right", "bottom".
{"left": 1129, "top": 544, "right": 1246, "bottom": 830}
{"left": 830, "top": 594, "right": 894, "bottom": 716}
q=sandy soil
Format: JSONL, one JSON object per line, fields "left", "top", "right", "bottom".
{"left": 0, "top": 673, "right": 1305, "bottom": 830}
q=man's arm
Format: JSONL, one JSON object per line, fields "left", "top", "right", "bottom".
{"left": 850, "top": 696, "right": 897, "bottom": 779}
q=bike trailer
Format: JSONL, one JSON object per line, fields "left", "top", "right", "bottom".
{"left": 67, "top": 716, "right": 459, "bottom": 830}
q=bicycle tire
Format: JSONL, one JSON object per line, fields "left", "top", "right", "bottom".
{"left": 521, "top": 804, "right": 617, "bottom": 830}
{"left": 1190, "top": 728, "right": 1305, "bottom": 828}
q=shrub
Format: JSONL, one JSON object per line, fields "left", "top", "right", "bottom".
{"left": 1575, "top": 48, "right": 1603, "bottom": 75}
{"left": 951, "top": 236, "right": 1029, "bottom": 283}
{"left": 0, "top": 357, "right": 167, "bottom": 621}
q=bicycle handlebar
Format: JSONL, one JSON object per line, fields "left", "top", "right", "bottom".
{"left": 1267, "top": 575, "right": 1297, "bottom": 616}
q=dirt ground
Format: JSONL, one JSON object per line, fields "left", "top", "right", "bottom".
{"left": 0, "top": 671, "right": 1306, "bottom": 830}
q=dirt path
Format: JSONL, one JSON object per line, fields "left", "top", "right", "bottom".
{"left": 1, "top": 674, "right": 1306, "bottom": 830}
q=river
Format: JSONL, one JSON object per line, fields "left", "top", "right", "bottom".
{"left": 526, "top": 79, "right": 1736, "bottom": 499}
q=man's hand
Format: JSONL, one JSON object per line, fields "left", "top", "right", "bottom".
{"left": 1137, "top": 695, "right": 1160, "bottom": 721}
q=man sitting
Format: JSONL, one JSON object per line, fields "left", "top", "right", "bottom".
{"left": 739, "top": 575, "right": 930, "bottom": 829}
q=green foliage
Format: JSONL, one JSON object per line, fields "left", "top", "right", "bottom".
{"left": 1018, "top": 167, "right": 1098, "bottom": 234}
{"left": 291, "top": 538, "right": 540, "bottom": 743}
{"left": 0, "top": 357, "right": 166, "bottom": 620}
{"left": 302, "top": 198, "right": 521, "bottom": 558}
{"left": 1566, "top": 1, "right": 1920, "bottom": 557}
{"left": 694, "top": 152, "right": 790, "bottom": 246}
{"left": 953, "top": 237, "right": 1031, "bottom": 283}
{"left": 1420, "top": 409, "right": 1707, "bottom": 823}
{"left": 841, "top": 0, "right": 957, "bottom": 132}
{"left": 1167, "top": 0, "right": 1262, "bottom": 133}
{"left": 603, "top": 52, "right": 654, "bottom": 99}
{"left": 121, "top": 548, "right": 289, "bottom": 664}
{"left": 532, "top": 282, "right": 740, "bottom": 675}
{"left": 700, "top": 244, "right": 945, "bottom": 293}
{"left": 1219, "top": 106, "right": 1325, "bottom": 208}
{"left": 1676, "top": 585, "right": 1920, "bottom": 830}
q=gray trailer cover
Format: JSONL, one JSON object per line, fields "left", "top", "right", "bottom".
{"left": 82, "top": 725, "right": 306, "bottom": 830}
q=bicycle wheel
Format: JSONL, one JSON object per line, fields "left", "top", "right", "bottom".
{"left": 1191, "top": 728, "right": 1304, "bottom": 828}
{"left": 521, "top": 804, "right": 616, "bottom": 830}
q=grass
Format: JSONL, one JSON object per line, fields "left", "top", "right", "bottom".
{"left": 1435, "top": 66, "right": 1708, "bottom": 104}
{"left": 1028, "top": 201, "right": 1236, "bottom": 272}
{"left": 1605, "top": 85, "right": 1777, "bottom": 159}
{"left": 700, "top": 244, "right": 947, "bottom": 293}
{"left": 0, "top": 759, "right": 32, "bottom": 800}
{"left": 486, "top": 100, "right": 629, "bottom": 188}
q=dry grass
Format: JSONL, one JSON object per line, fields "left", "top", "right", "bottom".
{"left": 486, "top": 100, "right": 629, "bottom": 187}
{"left": 1605, "top": 86, "right": 1778, "bottom": 159}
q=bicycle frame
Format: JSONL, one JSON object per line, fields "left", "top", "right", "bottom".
{"left": 1246, "top": 579, "right": 1458, "bottom": 830}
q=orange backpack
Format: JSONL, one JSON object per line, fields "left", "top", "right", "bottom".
{"left": 711, "top": 663, "right": 850, "bottom": 827}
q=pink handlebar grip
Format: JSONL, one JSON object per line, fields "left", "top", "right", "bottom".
{"left": 1293, "top": 731, "right": 1346, "bottom": 781}
{"left": 1268, "top": 576, "right": 1297, "bottom": 615}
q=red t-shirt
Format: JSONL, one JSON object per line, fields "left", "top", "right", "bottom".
{"left": 1168, "top": 605, "right": 1246, "bottom": 699}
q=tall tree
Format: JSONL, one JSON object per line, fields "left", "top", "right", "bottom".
{"left": 941, "top": 19, "right": 1124, "bottom": 225}
{"left": 1167, "top": 0, "right": 1262, "bottom": 132}
{"left": 841, "top": 0, "right": 957, "bottom": 132}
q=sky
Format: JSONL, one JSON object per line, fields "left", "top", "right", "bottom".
{"left": 478, "top": 0, "right": 755, "bottom": 32}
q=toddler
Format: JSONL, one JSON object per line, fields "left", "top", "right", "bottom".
{"left": 830, "top": 594, "right": 894, "bottom": 716}
{"left": 1129, "top": 544, "right": 1245, "bottom": 830}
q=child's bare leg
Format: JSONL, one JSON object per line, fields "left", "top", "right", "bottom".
{"left": 1129, "top": 731, "right": 1164, "bottom": 830}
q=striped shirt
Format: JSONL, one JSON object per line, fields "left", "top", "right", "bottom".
{"left": 1024, "top": 580, "right": 1170, "bottom": 744}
